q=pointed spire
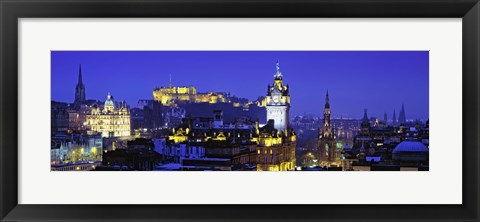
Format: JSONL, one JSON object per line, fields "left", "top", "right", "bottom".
{"left": 78, "top": 64, "right": 83, "bottom": 85}
{"left": 324, "top": 90, "right": 330, "bottom": 108}
{"left": 169, "top": 73, "right": 172, "bottom": 88}
{"left": 274, "top": 59, "right": 282, "bottom": 79}
{"left": 363, "top": 109, "right": 368, "bottom": 120}
{"left": 398, "top": 103, "right": 406, "bottom": 124}
{"left": 74, "top": 64, "right": 86, "bottom": 108}
{"left": 393, "top": 109, "right": 396, "bottom": 123}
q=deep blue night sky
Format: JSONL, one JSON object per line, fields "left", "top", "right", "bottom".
{"left": 51, "top": 51, "right": 429, "bottom": 120}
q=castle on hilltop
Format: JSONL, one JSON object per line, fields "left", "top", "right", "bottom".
{"left": 153, "top": 75, "right": 229, "bottom": 105}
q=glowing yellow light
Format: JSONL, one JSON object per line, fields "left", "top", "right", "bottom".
{"left": 76, "top": 166, "right": 80, "bottom": 170}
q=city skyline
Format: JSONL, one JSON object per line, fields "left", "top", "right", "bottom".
{"left": 51, "top": 51, "right": 429, "bottom": 172}
{"left": 51, "top": 51, "right": 429, "bottom": 120}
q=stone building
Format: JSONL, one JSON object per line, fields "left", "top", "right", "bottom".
{"left": 85, "top": 92, "right": 131, "bottom": 138}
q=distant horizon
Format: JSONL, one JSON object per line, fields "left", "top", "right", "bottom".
{"left": 51, "top": 51, "right": 429, "bottom": 120}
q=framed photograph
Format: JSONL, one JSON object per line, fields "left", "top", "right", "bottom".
{"left": 1, "top": 0, "right": 479, "bottom": 221}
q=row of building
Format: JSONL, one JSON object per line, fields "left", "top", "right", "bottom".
{"left": 154, "top": 62, "right": 296, "bottom": 171}
{"left": 51, "top": 61, "right": 297, "bottom": 171}
{"left": 304, "top": 93, "right": 429, "bottom": 170}
{"left": 51, "top": 61, "right": 428, "bottom": 171}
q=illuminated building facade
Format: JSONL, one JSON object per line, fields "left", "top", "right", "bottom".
{"left": 256, "top": 120, "right": 296, "bottom": 171}
{"left": 153, "top": 77, "right": 227, "bottom": 105}
{"left": 85, "top": 92, "right": 131, "bottom": 138}
{"left": 164, "top": 111, "right": 260, "bottom": 170}
{"left": 257, "top": 61, "right": 296, "bottom": 171}
{"left": 163, "top": 103, "right": 296, "bottom": 171}
{"left": 51, "top": 133, "right": 103, "bottom": 171}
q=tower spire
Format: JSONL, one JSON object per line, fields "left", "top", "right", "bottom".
{"left": 74, "top": 64, "right": 86, "bottom": 109}
{"left": 398, "top": 103, "right": 406, "bottom": 124}
{"left": 393, "top": 109, "right": 397, "bottom": 125}
{"left": 78, "top": 64, "right": 83, "bottom": 85}
{"left": 360, "top": 109, "right": 371, "bottom": 133}
{"left": 274, "top": 59, "right": 282, "bottom": 79}
{"left": 319, "top": 90, "right": 336, "bottom": 163}
{"left": 363, "top": 109, "right": 368, "bottom": 121}
{"left": 169, "top": 73, "right": 172, "bottom": 88}
{"left": 325, "top": 90, "right": 330, "bottom": 108}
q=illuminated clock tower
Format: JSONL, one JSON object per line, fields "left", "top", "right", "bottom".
{"left": 265, "top": 61, "right": 290, "bottom": 133}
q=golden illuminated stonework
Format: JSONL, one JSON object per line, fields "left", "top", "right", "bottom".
{"left": 153, "top": 80, "right": 227, "bottom": 105}
{"left": 257, "top": 61, "right": 296, "bottom": 171}
{"left": 84, "top": 92, "right": 131, "bottom": 138}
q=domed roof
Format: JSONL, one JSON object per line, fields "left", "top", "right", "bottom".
{"left": 393, "top": 140, "right": 428, "bottom": 153}
{"left": 104, "top": 92, "right": 115, "bottom": 108}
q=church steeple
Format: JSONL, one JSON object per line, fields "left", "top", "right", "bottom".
{"left": 362, "top": 109, "right": 369, "bottom": 122}
{"left": 325, "top": 90, "right": 330, "bottom": 109}
{"left": 361, "top": 109, "right": 370, "bottom": 133}
{"left": 392, "top": 109, "right": 397, "bottom": 125}
{"left": 78, "top": 64, "right": 83, "bottom": 85}
{"left": 74, "top": 64, "right": 86, "bottom": 109}
{"left": 398, "top": 103, "right": 406, "bottom": 124}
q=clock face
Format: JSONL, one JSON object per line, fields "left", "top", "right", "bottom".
{"left": 273, "top": 95, "right": 280, "bottom": 103}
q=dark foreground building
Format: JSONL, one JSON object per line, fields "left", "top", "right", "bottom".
{"left": 101, "top": 138, "right": 161, "bottom": 171}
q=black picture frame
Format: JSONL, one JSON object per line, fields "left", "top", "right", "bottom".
{"left": 1, "top": 0, "right": 479, "bottom": 221}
